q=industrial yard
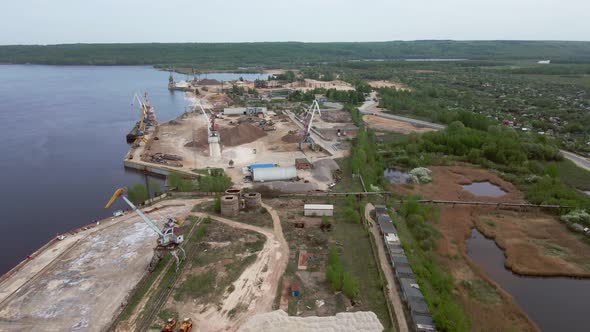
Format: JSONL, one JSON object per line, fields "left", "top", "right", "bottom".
{"left": 0, "top": 199, "right": 200, "bottom": 331}
{"left": 126, "top": 74, "right": 356, "bottom": 193}
{"left": 3, "top": 57, "right": 590, "bottom": 332}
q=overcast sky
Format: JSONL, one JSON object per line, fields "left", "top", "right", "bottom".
{"left": 1, "top": 0, "right": 589, "bottom": 45}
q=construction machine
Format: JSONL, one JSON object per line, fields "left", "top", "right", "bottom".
{"left": 161, "top": 318, "right": 177, "bottom": 332}
{"left": 299, "top": 99, "right": 322, "bottom": 151}
{"left": 179, "top": 318, "right": 193, "bottom": 332}
{"left": 105, "top": 187, "right": 186, "bottom": 271}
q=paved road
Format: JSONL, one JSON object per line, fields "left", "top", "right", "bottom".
{"left": 560, "top": 149, "right": 590, "bottom": 172}
{"left": 365, "top": 203, "right": 409, "bottom": 332}
{"left": 358, "top": 98, "right": 446, "bottom": 130}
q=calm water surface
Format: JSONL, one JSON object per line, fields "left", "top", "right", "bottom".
{"left": 0, "top": 65, "right": 262, "bottom": 274}
{"left": 467, "top": 228, "right": 590, "bottom": 332}
{"left": 463, "top": 181, "right": 506, "bottom": 197}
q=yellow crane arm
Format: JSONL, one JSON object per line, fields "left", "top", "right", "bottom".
{"left": 105, "top": 187, "right": 128, "bottom": 209}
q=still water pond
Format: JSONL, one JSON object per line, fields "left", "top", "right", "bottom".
{"left": 467, "top": 228, "right": 590, "bottom": 332}
{"left": 463, "top": 181, "right": 506, "bottom": 197}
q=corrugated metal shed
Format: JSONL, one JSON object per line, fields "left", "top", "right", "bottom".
{"left": 249, "top": 163, "right": 275, "bottom": 170}
{"left": 253, "top": 166, "right": 297, "bottom": 182}
{"left": 304, "top": 204, "right": 334, "bottom": 217}
{"left": 304, "top": 204, "right": 334, "bottom": 210}
{"left": 223, "top": 107, "right": 247, "bottom": 115}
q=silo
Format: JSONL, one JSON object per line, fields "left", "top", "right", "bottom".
{"left": 225, "top": 188, "right": 242, "bottom": 197}
{"left": 244, "top": 192, "right": 262, "bottom": 210}
{"left": 252, "top": 166, "right": 297, "bottom": 182}
{"left": 220, "top": 195, "right": 239, "bottom": 217}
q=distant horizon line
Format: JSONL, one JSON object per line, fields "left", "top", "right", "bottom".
{"left": 2, "top": 39, "right": 590, "bottom": 47}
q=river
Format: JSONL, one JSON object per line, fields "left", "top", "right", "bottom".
{"left": 467, "top": 228, "right": 590, "bottom": 332}
{"left": 0, "top": 65, "right": 265, "bottom": 274}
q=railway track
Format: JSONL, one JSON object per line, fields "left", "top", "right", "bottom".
{"left": 133, "top": 216, "right": 204, "bottom": 332}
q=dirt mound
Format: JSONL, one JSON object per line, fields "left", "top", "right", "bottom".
{"left": 199, "top": 79, "right": 220, "bottom": 85}
{"left": 281, "top": 132, "right": 300, "bottom": 143}
{"left": 220, "top": 123, "right": 267, "bottom": 146}
{"left": 183, "top": 128, "right": 209, "bottom": 148}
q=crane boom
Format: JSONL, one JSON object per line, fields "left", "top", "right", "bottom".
{"left": 105, "top": 187, "right": 164, "bottom": 237}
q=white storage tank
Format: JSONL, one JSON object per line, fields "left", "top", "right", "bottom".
{"left": 253, "top": 166, "right": 297, "bottom": 182}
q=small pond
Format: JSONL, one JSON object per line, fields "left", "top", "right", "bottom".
{"left": 383, "top": 169, "right": 410, "bottom": 184}
{"left": 463, "top": 181, "right": 506, "bottom": 197}
{"left": 467, "top": 228, "right": 590, "bottom": 332}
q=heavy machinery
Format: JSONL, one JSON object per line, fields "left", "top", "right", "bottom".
{"left": 126, "top": 92, "right": 158, "bottom": 143}
{"left": 161, "top": 318, "right": 177, "bottom": 332}
{"left": 105, "top": 187, "right": 186, "bottom": 271}
{"left": 179, "top": 318, "right": 193, "bottom": 332}
{"left": 299, "top": 99, "right": 322, "bottom": 151}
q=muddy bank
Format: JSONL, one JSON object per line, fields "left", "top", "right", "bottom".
{"left": 392, "top": 165, "right": 590, "bottom": 330}
{"left": 395, "top": 165, "right": 590, "bottom": 277}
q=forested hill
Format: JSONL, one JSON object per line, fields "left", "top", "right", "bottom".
{"left": 1, "top": 41, "right": 590, "bottom": 68}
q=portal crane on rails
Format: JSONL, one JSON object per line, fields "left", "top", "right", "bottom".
{"left": 299, "top": 99, "right": 322, "bottom": 151}
{"left": 104, "top": 187, "right": 186, "bottom": 271}
{"left": 195, "top": 100, "right": 218, "bottom": 137}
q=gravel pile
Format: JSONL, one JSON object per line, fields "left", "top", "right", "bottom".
{"left": 312, "top": 159, "right": 340, "bottom": 182}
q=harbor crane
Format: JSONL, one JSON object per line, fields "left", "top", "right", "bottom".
{"left": 105, "top": 187, "right": 186, "bottom": 271}
{"left": 195, "top": 100, "right": 218, "bottom": 137}
{"left": 299, "top": 99, "right": 322, "bottom": 151}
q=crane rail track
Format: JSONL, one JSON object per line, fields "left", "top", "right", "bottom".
{"left": 133, "top": 216, "right": 203, "bottom": 332}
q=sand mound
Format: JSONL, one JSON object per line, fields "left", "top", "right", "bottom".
{"left": 220, "top": 123, "right": 267, "bottom": 146}
{"left": 281, "top": 132, "right": 300, "bottom": 143}
{"left": 238, "top": 310, "right": 383, "bottom": 332}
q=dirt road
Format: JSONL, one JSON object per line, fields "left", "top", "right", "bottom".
{"left": 188, "top": 202, "right": 288, "bottom": 331}
{"left": 365, "top": 203, "right": 408, "bottom": 332}
{"left": 561, "top": 149, "right": 590, "bottom": 172}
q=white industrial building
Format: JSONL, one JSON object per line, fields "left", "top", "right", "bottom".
{"left": 223, "top": 107, "right": 268, "bottom": 115}
{"left": 252, "top": 166, "right": 297, "bottom": 182}
{"left": 304, "top": 204, "right": 334, "bottom": 217}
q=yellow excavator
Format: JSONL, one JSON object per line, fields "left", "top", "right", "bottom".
{"left": 105, "top": 187, "right": 186, "bottom": 271}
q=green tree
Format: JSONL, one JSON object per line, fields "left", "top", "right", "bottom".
{"left": 342, "top": 272, "right": 359, "bottom": 299}
{"left": 545, "top": 163, "right": 559, "bottom": 178}
{"left": 127, "top": 184, "right": 148, "bottom": 205}
{"left": 343, "top": 207, "right": 360, "bottom": 223}
{"left": 213, "top": 195, "right": 221, "bottom": 213}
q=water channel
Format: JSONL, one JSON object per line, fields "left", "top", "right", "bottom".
{"left": 467, "top": 228, "right": 590, "bottom": 332}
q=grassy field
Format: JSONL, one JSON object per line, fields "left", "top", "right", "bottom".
{"left": 331, "top": 198, "right": 394, "bottom": 331}
{"left": 551, "top": 159, "right": 590, "bottom": 191}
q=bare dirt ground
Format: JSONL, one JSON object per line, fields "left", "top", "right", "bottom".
{"left": 0, "top": 199, "right": 200, "bottom": 332}
{"left": 393, "top": 165, "right": 590, "bottom": 331}
{"left": 362, "top": 114, "right": 436, "bottom": 134}
{"left": 367, "top": 80, "right": 410, "bottom": 91}
{"left": 133, "top": 109, "right": 328, "bottom": 183}
{"left": 285, "top": 79, "right": 355, "bottom": 92}
{"left": 164, "top": 202, "right": 288, "bottom": 332}
{"left": 395, "top": 166, "right": 590, "bottom": 276}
